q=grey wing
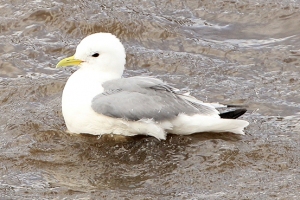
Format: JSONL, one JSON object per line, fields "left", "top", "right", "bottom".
{"left": 91, "top": 76, "right": 218, "bottom": 121}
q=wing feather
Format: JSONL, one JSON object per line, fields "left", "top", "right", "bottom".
{"left": 91, "top": 77, "right": 219, "bottom": 121}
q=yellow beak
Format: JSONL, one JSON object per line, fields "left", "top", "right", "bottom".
{"left": 56, "top": 56, "right": 83, "bottom": 68}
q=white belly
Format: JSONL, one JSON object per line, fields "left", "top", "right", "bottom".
{"left": 63, "top": 96, "right": 169, "bottom": 139}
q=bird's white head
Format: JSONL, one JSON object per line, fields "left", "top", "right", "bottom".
{"left": 57, "top": 32, "right": 126, "bottom": 77}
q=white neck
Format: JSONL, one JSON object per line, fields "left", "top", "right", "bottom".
{"left": 62, "top": 67, "right": 122, "bottom": 108}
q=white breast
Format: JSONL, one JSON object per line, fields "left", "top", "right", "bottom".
{"left": 62, "top": 68, "right": 109, "bottom": 133}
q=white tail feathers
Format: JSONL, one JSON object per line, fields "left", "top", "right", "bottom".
{"left": 208, "top": 119, "right": 249, "bottom": 135}
{"left": 169, "top": 114, "right": 249, "bottom": 135}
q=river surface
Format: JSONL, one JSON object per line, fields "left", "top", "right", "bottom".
{"left": 1, "top": 0, "right": 300, "bottom": 199}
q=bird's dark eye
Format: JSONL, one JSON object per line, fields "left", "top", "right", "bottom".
{"left": 92, "top": 53, "right": 99, "bottom": 57}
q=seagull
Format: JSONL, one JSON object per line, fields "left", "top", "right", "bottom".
{"left": 56, "top": 32, "right": 249, "bottom": 140}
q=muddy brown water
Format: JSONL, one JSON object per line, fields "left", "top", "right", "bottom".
{"left": 1, "top": 0, "right": 300, "bottom": 199}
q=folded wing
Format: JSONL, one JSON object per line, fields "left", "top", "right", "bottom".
{"left": 91, "top": 77, "right": 219, "bottom": 121}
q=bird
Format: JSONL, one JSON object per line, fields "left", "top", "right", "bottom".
{"left": 56, "top": 32, "right": 249, "bottom": 140}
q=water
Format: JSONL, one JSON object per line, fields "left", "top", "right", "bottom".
{"left": 1, "top": 0, "right": 300, "bottom": 199}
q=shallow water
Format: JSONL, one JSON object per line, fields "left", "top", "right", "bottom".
{"left": 1, "top": 0, "right": 300, "bottom": 199}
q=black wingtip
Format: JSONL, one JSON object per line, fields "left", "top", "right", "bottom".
{"left": 219, "top": 109, "right": 247, "bottom": 119}
{"left": 226, "top": 104, "right": 248, "bottom": 108}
